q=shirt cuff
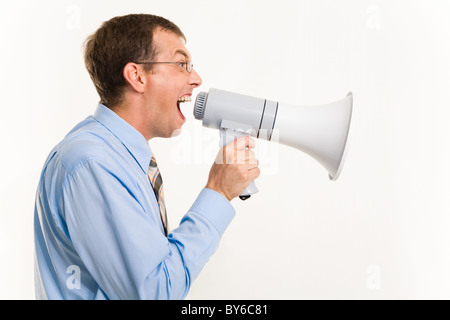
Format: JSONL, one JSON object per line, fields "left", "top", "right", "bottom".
{"left": 189, "top": 188, "right": 236, "bottom": 237}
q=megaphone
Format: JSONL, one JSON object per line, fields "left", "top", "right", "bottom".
{"left": 194, "top": 88, "right": 353, "bottom": 200}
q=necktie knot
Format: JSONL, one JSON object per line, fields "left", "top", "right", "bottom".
{"left": 149, "top": 155, "right": 158, "bottom": 168}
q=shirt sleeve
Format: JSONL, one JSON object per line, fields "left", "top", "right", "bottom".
{"left": 61, "top": 159, "right": 235, "bottom": 300}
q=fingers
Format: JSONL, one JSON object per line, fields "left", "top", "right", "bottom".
{"left": 207, "top": 136, "right": 261, "bottom": 200}
{"left": 236, "top": 149, "right": 256, "bottom": 164}
{"left": 248, "top": 165, "right": 261, "bottom": 180}
{"left": 221, "top": 136, "right": 256, "bottom": 165}
{"left": 230, "top": 135, "right": 255, "bottom": 151}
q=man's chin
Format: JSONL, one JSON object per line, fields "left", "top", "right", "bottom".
{"left": 170, "top": 128, "right": 183, "bottom": 138}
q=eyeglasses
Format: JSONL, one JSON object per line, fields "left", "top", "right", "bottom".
{"left": 134, "top": 61, "right": 194, "bottom": 73}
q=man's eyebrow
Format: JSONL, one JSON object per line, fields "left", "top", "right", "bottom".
{"left": 173, "top": 49, "right": 190, "bottom": 60}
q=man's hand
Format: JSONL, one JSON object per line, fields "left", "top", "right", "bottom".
{"left": 206, "top": 136, "right": 261, "bottom": 201}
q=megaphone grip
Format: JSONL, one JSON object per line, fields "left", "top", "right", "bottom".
{"left": 219, "top": 122, "right": 259, "bottom": 201}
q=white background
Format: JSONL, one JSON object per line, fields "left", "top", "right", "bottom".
{"left": 0, "top": 0, "right": 449, "bottom": 299}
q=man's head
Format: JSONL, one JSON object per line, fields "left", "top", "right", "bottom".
{"left": 84, "top": 14, "right": 202, "bottom": 139}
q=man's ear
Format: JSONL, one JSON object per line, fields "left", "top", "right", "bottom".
{"left": 123, "top": 63, "right": 146, "bottom": 93}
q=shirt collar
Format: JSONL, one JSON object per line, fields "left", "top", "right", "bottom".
{"left": 93, "top": 104, "right": 151, "bottom": 174}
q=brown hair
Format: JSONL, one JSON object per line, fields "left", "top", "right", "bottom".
{"left": 84, "top": 14, "right": 185, "bottom": 107}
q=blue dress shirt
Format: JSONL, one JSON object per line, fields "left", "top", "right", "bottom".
{"left": 34, "top": 104, "right": 235, "bottom": 300}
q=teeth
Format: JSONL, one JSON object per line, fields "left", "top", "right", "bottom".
{"left": 177, "top": 96, "right": 192, "bottom": 103}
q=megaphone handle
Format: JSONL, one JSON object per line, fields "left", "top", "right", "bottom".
{"left": 239, "top": 181, "right": 259, "bottom": 200}
{"left": 219, "top": 127, "right": 259, "bottom": 201}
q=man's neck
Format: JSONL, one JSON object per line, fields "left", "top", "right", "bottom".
{"left": 109, "top": 100, "right": 152, "bottom": 141}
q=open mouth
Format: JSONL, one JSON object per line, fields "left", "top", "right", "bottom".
{"left": 177, "top": 96, "right": 192, "bottom": 121}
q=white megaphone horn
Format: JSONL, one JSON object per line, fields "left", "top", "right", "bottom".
{"left": 194, "top": 88, "right": 353, "bottom": 200}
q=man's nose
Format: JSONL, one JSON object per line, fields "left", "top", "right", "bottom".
{"left": 189, "top": 69, "right": 203, "bottom": 88}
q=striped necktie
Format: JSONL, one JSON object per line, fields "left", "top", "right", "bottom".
{"left": 148, "top": 154, "right": 168, "bottom": 236}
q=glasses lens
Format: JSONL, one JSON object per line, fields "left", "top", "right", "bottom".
{"left": 187, "top": 62, "right": 193, "bottom": 73}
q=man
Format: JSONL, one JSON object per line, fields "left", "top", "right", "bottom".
{"left": 34, "top": 14, "right": 260, "bottom": 300}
